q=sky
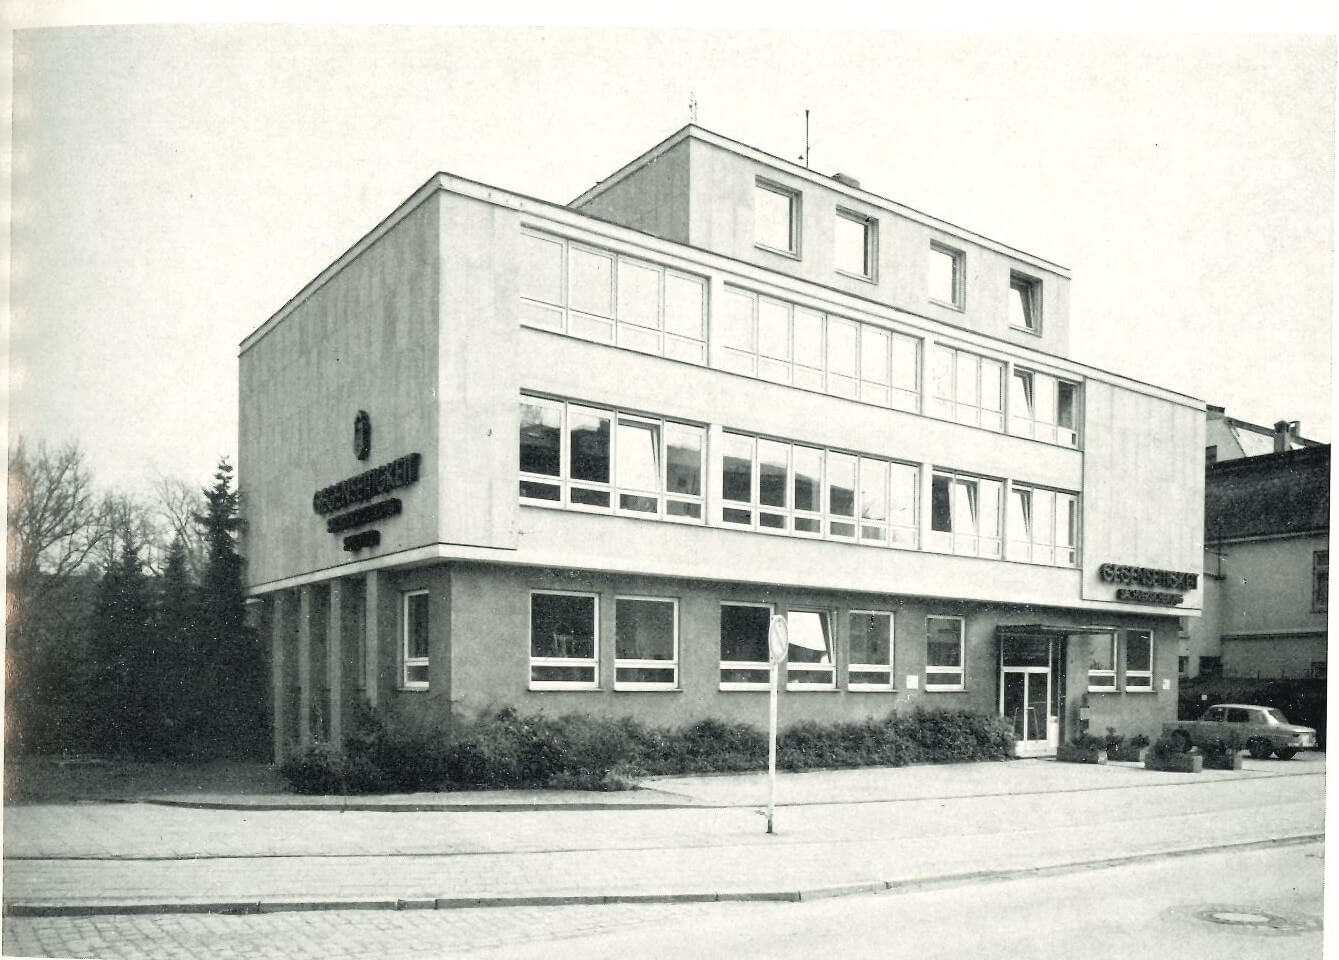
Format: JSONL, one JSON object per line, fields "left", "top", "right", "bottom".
{"left": 4, "top": 16, "right": 1336, "bottom": 498}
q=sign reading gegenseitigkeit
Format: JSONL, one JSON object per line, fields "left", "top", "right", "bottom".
{"left": 312, "top": 453, "right": 422, "bottom": 516}
{"left": 1099, "top": 562, "right": 1198, "bottom": 605}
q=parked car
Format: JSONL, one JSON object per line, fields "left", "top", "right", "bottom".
{"left": 1164, "top": 703, "right": 1318, "bottom": 760}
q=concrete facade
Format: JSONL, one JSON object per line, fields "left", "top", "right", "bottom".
{"left": 240, "top": 125, "right": 1204, "bottom": 760}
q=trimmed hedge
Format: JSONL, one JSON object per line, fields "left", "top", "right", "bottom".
{"left": 279, "top": 705, "right": 1016, "bottom": 795}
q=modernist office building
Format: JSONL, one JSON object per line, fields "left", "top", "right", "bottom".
{"left": 240, "top": 126, "right": 1205, "bottom": 763}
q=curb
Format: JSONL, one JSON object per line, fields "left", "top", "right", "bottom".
{"left": 133, "top": 764, "right": 1323, "bottom": 814}
{"left": 4, "top": 832, "right": 1321, "bottom": 919}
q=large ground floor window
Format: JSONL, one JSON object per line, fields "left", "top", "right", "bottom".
{"left": 530, "top": 591, "right": 599, "bottom": 690}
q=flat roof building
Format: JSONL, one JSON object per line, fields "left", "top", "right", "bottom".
{"left": 240, "top": 125, "right": 1206, "bottom": 763}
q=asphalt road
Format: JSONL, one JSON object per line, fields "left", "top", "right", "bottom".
{"left": 2, "top": 841, "right": 1323, "bottom": 959}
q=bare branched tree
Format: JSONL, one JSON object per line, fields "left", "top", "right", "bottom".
{"left": 7, "top": 437, "right": 113, "bottom": 606}
{"left": 151, "top": 473, "right": 207, "bottom": 581}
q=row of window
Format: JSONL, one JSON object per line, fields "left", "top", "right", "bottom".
{"left": 755, "top": 179, "right": 1043, "bottom": 333}
{"left": 518, "top": 227, "right": 1078, "bottom": 447}
{"left": 402, "top": 590, "right": 1156, "bottom": 695}
{"left": 519, "top": 395, "right": 1080, "bottom": 567}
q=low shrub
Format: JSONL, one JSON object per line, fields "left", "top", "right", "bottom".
{"left": 277, "top": 705, "right": 1016, "bottom": 794}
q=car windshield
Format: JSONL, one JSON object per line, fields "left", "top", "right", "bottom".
{"left": 1264, "top": 707, "right": 1289, "bottom": 724}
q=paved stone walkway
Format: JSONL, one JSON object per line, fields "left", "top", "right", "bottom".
{"left": 1, "top": 757, "right": 1324, "bottom": 914}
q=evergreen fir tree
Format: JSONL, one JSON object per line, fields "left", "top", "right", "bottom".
{"left": 193, "top": 459, "right": 265, "bottom": 758}
{"left": 155, "top": 534, "right": 199, "bottom": 753}
{"left": 87, "top": 527, "right": 158, "bottom": 756}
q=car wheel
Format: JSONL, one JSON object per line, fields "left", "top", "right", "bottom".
{"left": 1274, "top": 747, "right": 1297, "bottom": 761}
{"left": 1171, "top": 730, "right": 1192, "bottom": 753}
{"left": 1248, "top": 739, "right": 1273, "bottom": 760}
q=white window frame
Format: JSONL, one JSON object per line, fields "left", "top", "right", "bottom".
{"left": 929, "top": 470, "right": 1002, "bottom": 558}
{"left": 1007, "top": 484, "right": 1079, "bottom": 568}
{"left": 924, "top": 615, "right": 965, "bottom": 692}
{"left": 928, "top": 241, "right": 965, "bottom": 309}
{"left": 518, "top": 395, "right": 706, "bottom": 523}
{"left": 1124, "top": 629, "right": 1154, "bottom": 691}
{"left": 529, "top": 590, "right": 600, "bottom": 691}
{"left": 848, "top": 610, "right": 894, "bottom": 691}
{"left": 1008, "top": 366, "right": 1079, "bottom": 448}
{"left": 755, "top": 179, "right": 800, "bottom": 255}
{"left": 401, "top": 589, "right": 430, "bottom": 690}
{"left": 718, "top": 430, "right": 919, "bottom": 550}
{"left": 1009, "top": 271, "right": 1042, "bottom": 334}
{"left": 720, "top": 601, "right": 775, "bottom": 691}
{"left": 1087, "top": 631, "right": 1118, "bottom": 692}
{"left": 784, "top": 609, "right": 836, "bottom": 691}
{"left": 716, "top": 285, "right": 920, "bottom": 413}
{"left": 518, "top": 228, "right": 708, "bottom": 365}
{"left": 1314, "top": 550, "right": 1328, "bottom": 612}
{"left": 613, "top": 595, "right": 679, "bottom": 691}
{"left": 928, "top": 344, "right": 1004, "bottom": 431}
{"left": 835, "top": 208, "right": 877, "bottom": 280}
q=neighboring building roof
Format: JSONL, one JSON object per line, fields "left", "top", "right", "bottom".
{"left": 1204, "top": 444, "right": 1330, "bottom": 541}
{"left": 1205, "top": 404, "right": 1322, "bottom": 461}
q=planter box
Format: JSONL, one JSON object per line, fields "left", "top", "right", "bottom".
{"left": 1056, "top": 744, "right": 1108, "bottom": 764}
{"left": 1108, "top": 745, "right": 1149, "bottom": 763}
{"left": 1202, "top": 750, "right": 1247, "bottom": 770}
{"left": 1145, "top": 752, "right": 1203, "bottom": 773}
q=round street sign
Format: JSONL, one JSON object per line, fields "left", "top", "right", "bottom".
{"left": 768, "top": 615, "right": 789, "bottom": 663}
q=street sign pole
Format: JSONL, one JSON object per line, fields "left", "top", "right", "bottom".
{"left": 766, "top": 615, "right": 788, "bottom": 835}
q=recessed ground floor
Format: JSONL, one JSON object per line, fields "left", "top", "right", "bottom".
{"left": 258, "top": 561, "right": 1180, "bottom": 763}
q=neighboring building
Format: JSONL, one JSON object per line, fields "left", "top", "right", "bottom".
{"left": 1205, "top": 405, "right": 1321, "bottom": 463}
{"left": 239, "top": 125, "right": 1205, "bottom": 764}
{"left": 1184, "top": 442, "right": 1329, "bottom": 679}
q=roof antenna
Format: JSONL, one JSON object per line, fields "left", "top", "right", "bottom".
{"left": 798, "top": 109, "right": 811, "bottom": 168}
{"left": 689, "top": 92, "right": 698, "bottom": 124}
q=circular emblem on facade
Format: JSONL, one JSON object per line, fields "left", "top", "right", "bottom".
{"left": 353, "top": 410, "right": 372, "bottom": 461}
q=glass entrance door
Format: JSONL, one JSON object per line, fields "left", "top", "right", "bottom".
{"left": 1000, "top": 636, "right": 1059, "bottom": 756}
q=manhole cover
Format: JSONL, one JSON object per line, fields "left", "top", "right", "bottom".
{"left": 1184, "top": 904, "right": 1321, "bottom": 936}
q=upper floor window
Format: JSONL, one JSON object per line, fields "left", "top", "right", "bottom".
{"left": 1006, "top": 485, "right": 1079, "bottom": 567}
{"left": 928, "top": 345, "right": 1004, "bottom": 431}
{"left": 755, "top": 180, "right": 799, "bottom": 255}
{"left": 929, "top": 471, "right": 1002, "bottom": 558}
{"left": 518, "top": 229, "right": 707, "bottom": 364}
{"left": 519, "top": 395, "right": 704, "bottom": 521}
{"left": 1008, "top": 272, "right": 1041, "bottom": 334}
{"left": 1009, "top": 368, "right": 1079, "bottom": 447}
{"left": 721, "top": 431, "right": 919, "bottom": 548}
{"left": 835, "top": 209, "right": 876, "bottom": 279}
{"left": 929, "top": 242, "right": 964, "bottom": 309}
{"left": 401, "top": 590, "right": 429, "bottom": 690}
{"left": 719, "top": 286, "right": 920, "bottom": 413}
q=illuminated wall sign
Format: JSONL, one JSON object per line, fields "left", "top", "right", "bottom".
{"left": 1099, "top": 563, "right": 1198, "bottom": 606}
{"left": 313, "top": 453, "right": 421, "bottom": 515}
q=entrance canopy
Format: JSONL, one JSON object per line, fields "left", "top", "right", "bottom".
{"left": 995, "top": 624, "right": 1116, "bottom": 639}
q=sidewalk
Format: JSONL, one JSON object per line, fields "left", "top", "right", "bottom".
{"left": 2, "top": 756, "right": 1324, "bottom": 916}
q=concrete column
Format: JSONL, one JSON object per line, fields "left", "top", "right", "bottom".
{"left": 364, "top": 571, "right": 380, "bottom": 708}
{"left": 270, "top": 591, "right": 287, "bottom": 765}
{"left": 297, "top": 585, "right": 313, "bottom": 747}
{"left": 327, "top": 579, "right": 344, "bottom": 745}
